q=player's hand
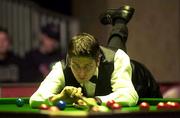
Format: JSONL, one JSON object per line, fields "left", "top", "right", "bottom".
{"left": 73, "top": 98, "right": 98, "bottom": 110}
{"left": 64, "top": 86, "right": 83, "bottom": 98}
{"left": 77, "top": 98, "right": 98, "bottom": 106}
{"left": 50, "top": 86, "right": 83, "bottom": 104}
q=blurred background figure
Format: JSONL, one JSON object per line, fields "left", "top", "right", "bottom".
{"left": 100, "top": 6, "right": 162, "bottom": 98}
{"left": 163, "top": 86, "right": 180, "bottom": 98}
{"left": 0, "top": 27, "right": 22, "bottom": 83}
{"left": 21, "top": 23, "right": 63, "bottom": 82}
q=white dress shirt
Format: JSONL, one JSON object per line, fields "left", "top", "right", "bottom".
{"left": 30, "top": 49, "right": 139, "bottom": 107}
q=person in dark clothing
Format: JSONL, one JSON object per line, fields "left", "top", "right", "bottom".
{"left": 99, "top": 5, "right": 162, "bottom": 98}
{"left": 22, "top": 23, "right": 63, "bottom": 82}
{"left": 0, "top": 27, "right": 22, "bottom": 83}
{"left": 30, "top": 33, "right": 138, "bottom": 108}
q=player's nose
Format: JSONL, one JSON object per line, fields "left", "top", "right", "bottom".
{"left": 79, "top": 70, "right": 86, "bottom": 78}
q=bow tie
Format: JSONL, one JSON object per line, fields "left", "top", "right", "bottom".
{"left": 89, "top": 76, "right": 97, "bottom": 83}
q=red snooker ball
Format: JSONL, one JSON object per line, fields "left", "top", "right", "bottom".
{"left": 172, "top": 102, "right": 180, "bottom": 109}
{"left": 111, "top": 103, "right": 121, "bottom": 110}
{"left": 106, "top": 100, "right": 115, "bottom": 108}
{"left": 39, "top": 104, "right": 49, "bottom": 110}
{"left": 157, "top": 102, "right": 166, "bottom": 110}
{"left": 166, "top": 101, "right": 174, "bottom": 108}
{"left": 166, "top": 102, "right": 180, "bottom": 109}
{"left": 139, "top": 102, "right": 150, "bottom": 111}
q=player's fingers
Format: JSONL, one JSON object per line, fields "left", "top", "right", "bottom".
{"left": 73, "top": 102, "right": 88, "bottom": 109}
{"left": 77, "top": 99, "right": 87, "bottom": 106}
{"left": 64, "top": 86, "right": 76, "bottom": 95}
{"left": 75, "top": 87, "right": 82, "bottom": 97}
{"left": 70, "top": 88, "right": 78, "bottom": 98}
{"left": 78, "top": 87, "right": 82, "bottom": 93}
{"left": 50, "top": 94, "right": 61, "bottom": 102}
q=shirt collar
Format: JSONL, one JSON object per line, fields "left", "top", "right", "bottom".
{"left": 94, "top": 67, "right": 99, "bottom": 78}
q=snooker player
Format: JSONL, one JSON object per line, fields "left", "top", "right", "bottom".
{"left": 30, "top": 32, "right": 138, "bottom": 108}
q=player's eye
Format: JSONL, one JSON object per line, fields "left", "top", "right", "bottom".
{"left": 76, "top": 65, "right": 81, "bottom": 69}
{"left": 72, "top": 63, "right": 80, "bottom": 69}
{"left": 84, "top": 64, "right": 93, "bottom": 70}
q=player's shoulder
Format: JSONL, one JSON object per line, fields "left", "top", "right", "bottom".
{"left": 100, "top": 46, "right": 129, "bottom": 62}
{"left": 114, "top": 49, "right": 130, "bottom": 60}
{"left": 51, "top": 60, "right": 67, "bottom": 71}
{"left": 51, "top": 61, "right": 63, "bottom": 69}
{"left": 100, "top": 46, "right": 116, "bottom": 62}
{"left": 115, "top": 49, "right": 127, "bottom": 55}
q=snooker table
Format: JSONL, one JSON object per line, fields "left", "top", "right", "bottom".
{"left": 0, "top": 98, "right": 180, "bottom": 118}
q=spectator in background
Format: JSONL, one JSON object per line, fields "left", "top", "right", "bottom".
{"left": 0, "top": 27, "right": 22, "bottom": 83}
{"left": 163, "top": 86, "right": 180, "bottom": 98}
{"left": 22, "top": 23, "right": 63, "bottom": 82}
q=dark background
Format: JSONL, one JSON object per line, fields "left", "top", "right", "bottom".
{"left": 31, "top": 0, "right": 72, "bottom": 15}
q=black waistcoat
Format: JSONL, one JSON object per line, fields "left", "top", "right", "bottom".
{"left": 63, "top": 46, "right": 116, "bottom": 97}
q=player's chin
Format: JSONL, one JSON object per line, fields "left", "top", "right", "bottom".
{"left": 77, "top": 78, "right": 89, "bottom": 83}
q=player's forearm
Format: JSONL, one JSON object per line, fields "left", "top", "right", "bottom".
{"left": 49, "top": 94, "right": 64, "bottom": 105}
{"left": 29, "top": 98, "right": 53, "bottom": 108}
{"left": 97, "top": 89, "right": 139, "bottom": 106}
{"left": 29, "top": 91, "right": 54, "bottom": 108}
{"left": 29, "top": 100, "right": 44, "bottom": 108}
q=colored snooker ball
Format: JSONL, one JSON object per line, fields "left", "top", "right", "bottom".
{"left": 49, "top": 106, "right": 59, "bottom": 111}
{"left": 39, "top": 104, "right": 49, "bottom": 110}
{"left": 111, "top": 103, "right": 121, "bottom": 110}
{"left": 139, "top": 102, "right": 150, "bottom": 111}
{"left": 157, "top": 102, "right": 166, "bottom": 110}
{"left": 16, "top": 98, "right": 25, "bottom": 107}
{"left": 106, "top": 100, "right": 115, "bottom": 108}
{"left": 166, "top": 102, "right": 180, "bottom": 109}
{"left": 166, "top": 101, "right": 174, "bottom": 109}
{"left": 56, "top": 100, "right": 66, "bottom": 110}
